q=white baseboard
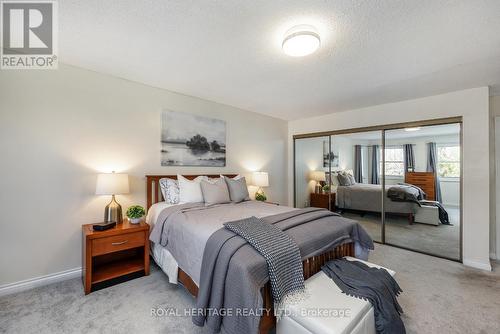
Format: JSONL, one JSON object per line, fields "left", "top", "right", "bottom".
{"left": 0, "top": 267, "right": 82, "bottom": 297}
{"left": 463, "top": 259, "right": 492, "bottom": 271}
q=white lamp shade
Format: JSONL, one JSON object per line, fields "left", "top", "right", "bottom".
{"left": 252, "top": 172, "right": 269, "bottom": 187}
{"left": 309, "top": 170, "right": 326, "bottom": 182}
{"left": 96, "top": 173, "right": 130, "bottom": 195}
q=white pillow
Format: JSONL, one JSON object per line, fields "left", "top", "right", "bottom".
{"left": 330, "top": 173, "right": 340, "bottom": 187}
{"left": 177, "top": 175, "right": 207, "bottom": 203}
{"left": 344, "top": 169, "right": 354, "bottom": 176}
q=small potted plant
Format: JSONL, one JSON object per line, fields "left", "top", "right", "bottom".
{"left": 255, "top": 192, "right": 267, "bottom": 202}
{"left": 126, "top": 205, "right": 145, "bottom": 224}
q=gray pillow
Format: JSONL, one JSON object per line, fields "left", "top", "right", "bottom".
{"left": 348, "top": 174, "right": 356, "bottom": 185}
{"left": 337, "top": 173, "right": 352, "bottom": 186}
{"left": 200, "top": 178, "right": 231, "bottom": 206}
{"left": 225, "top": 177, "right": 250, "bottom": 203}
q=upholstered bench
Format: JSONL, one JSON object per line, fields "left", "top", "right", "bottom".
{"left": 277, "top": 257, "right": 395, "bottom": 334}
{"left": 415, "top": 200, "right": 440, "bottom": 226}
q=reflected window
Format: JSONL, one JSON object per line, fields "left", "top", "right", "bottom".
{"left": 381, "top": 146, "right": 404, "bottom": 176}
{"left": 437, "top": 145, "right": 460, "bottom": 178}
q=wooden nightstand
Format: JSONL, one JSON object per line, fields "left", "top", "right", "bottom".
{"left": 310, "top": 192, "right": 336, "bottom": 211}
{"left": 82, "top": 220, "right": 150, "bottom": 294}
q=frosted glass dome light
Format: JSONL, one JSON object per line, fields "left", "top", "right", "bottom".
{"left": 282, "top": 25, "right": 321, "bottom": 57}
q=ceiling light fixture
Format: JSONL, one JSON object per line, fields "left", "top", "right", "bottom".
{"left": 405, "top": 127, "right": 421, "bottom": 132}
{"left": 282, "top": 25, "right": 320, "bottom": 57}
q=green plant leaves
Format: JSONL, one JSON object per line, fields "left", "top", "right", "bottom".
{"left": 126, "top": 205, "right": 145, "bottom": 219}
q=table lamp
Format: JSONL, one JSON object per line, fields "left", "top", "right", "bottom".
{"left": 310, "top": 170, "right": 326, "bottom": 193}
{"left": 252, "top": 171, "right": 269, "bottom": 201}
{"left": 96, "top": 172, "right": 129, "bottom": 223}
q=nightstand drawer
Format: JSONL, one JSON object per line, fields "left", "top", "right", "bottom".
{"left": 92, "top": 231, "right": 145, "bottom": 256}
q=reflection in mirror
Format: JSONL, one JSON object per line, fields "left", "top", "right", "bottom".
{"left": 294, "top": 136, "right": 331, "bottom": 209}
{"left": 329, "top": 131, "right": 383, "bottom": 242}
{"left": 293, "top": 121, "right": 462, "bottom": 261}
{"left": 384, "top": 123, "right": 461, "bottom": 260}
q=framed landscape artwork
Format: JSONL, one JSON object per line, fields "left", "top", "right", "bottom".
{"left": 323, "top": 140, "right": 339, "bottom": 168}
{"left": 161, "top": 110, "right": 226, "bottom": 166}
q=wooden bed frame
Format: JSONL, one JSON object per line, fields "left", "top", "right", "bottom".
{"left": 146, "top": 174, "right": 355, "bottom": 334}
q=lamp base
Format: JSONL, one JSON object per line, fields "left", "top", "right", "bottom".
{"left": 104, "top": 195, "right": 123, "bottom": 223}
{"left": 315, "top": 183, "right": 323, "bottom": 194}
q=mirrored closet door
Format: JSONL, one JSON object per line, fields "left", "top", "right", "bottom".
{"left": 383, "top": 123, "right": 461, "bottom": 260}
{"left": 330, "top": 131, "right": 383, "bottom": 243}
{"left": 293, "top": 118, "right": 462, "bottom": 262}
{"left": 294, "top": 136, "right": 332, "bottom": 209}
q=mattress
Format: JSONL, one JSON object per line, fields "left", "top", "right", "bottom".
{"left": 146, "top": 201, "right": 176, "bottom": 227}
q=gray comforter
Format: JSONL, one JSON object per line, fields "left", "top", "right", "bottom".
{"left": 193, "top": 207, "right": 374, "bottom": 334}
{"left": 149, "top": 201, "right": 293, "bottom": 285}
{"left": 337, "top": 184, "right": 417, "bottom": 214}
{"left": 387, "top": 184, "right": 424, "bottom": 205}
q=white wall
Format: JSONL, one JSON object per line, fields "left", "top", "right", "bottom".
{"left": 0, "top": 64, "right": 288, "bottom": 286}
{"left": 288, "top": 88, "right": 492, "bottom": 270}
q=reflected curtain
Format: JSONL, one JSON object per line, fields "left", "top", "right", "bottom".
{"left": 427, "top": 142, "right": 442, "bottom": 203}
{"left": 403, "top": 144, "right": 415, "bottom": 173}
{"left": 354, "top": 145, "right": 363, "bottom": 183}
{"left": 370, "top": 145, "right": 380, "bottom": 184}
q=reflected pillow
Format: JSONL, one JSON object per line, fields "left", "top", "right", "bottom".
{"left": 225, "top": 176, "right": 250, "bottom": 203}
{"left": 337, "top": 173, "right": 352, "bottom": 186}
{"left": 330, "top": 173, "right": 340, "bottom": 187}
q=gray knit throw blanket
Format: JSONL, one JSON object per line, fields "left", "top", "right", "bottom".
{"left": 322, "top": 259, "right": 405, "bottom": 334}
{"left": 224, "top": 216, "right": 306, "bottom": 315}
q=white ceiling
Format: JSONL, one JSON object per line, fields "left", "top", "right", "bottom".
{"left": 59, "top": 0, "right": 500, "bottom": 120}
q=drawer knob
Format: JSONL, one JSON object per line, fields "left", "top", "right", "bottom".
{"left": 111, "top": 240, "right": 128, "bottom": 246}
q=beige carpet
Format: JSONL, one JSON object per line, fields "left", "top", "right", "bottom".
{"left": 369, "top": 244, "right": 500, "bottom": 334}
{"left": 1, "top": 245, "right": 499, "bottom": 334}
{"left": 344, "top": 206, "right": 460, "bottom": 259}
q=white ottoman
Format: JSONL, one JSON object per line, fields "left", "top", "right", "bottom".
{"left": 415, "top": 201, "right": 440, "bottom": 226}
{"left": 277, "top": 257, "right": 395, "bottom": 334}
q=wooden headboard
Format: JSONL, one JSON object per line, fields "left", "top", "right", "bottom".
{"left": 405, "top": 172, "right": 436, "bottom": 201}
{"left": 146, "top": 174, "right": 238, "bottom": 211}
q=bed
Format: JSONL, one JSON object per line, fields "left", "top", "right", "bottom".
{"left": 336, "top": 183, "right": 419, "bottom": 223}
{"left": 145, "top": 174, "right": 372, "bottom": 334}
